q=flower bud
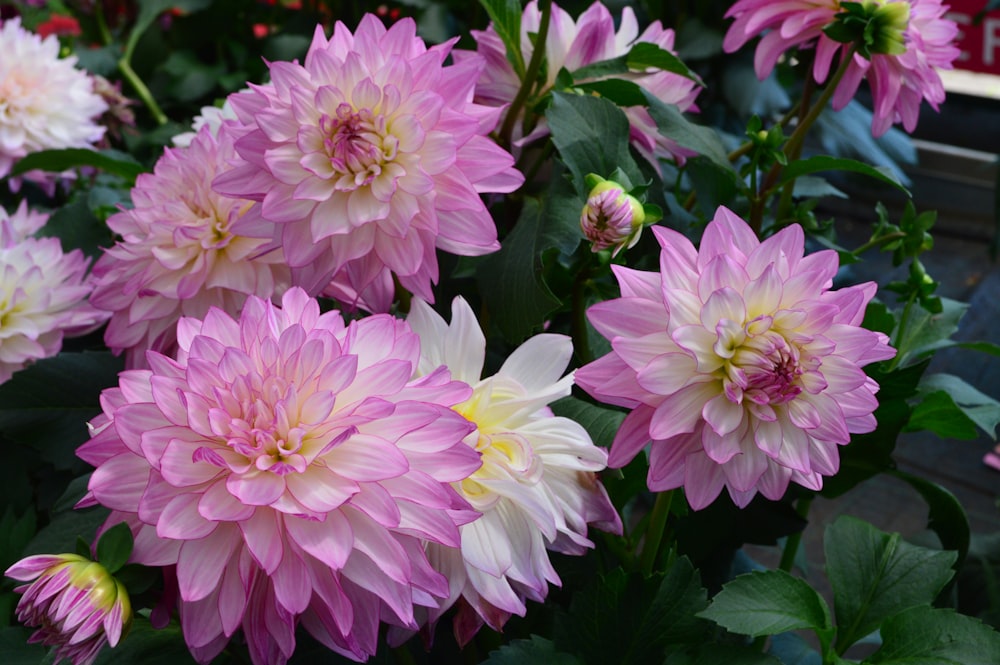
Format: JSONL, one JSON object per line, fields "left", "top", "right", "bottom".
{"left": 580, "top": 177, "right": 646, "bottom": 256}
{"left": 6, "top": 553, "right": 132, "bottom": 665}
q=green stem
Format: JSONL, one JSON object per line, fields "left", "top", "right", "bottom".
{"left": 779, "top": 496, "right": 814, "bottom": 573}
{"left": 118, "top": 58, "right": 168, "bottom": 126}
{"left": 498, "top": 0, "right": 552, "bottom": 150}
{"left": 782, "top": 46, "right": 857, "bottom": 160}
{"left": 851, "top": 230, "right": 907, "bottom": 256}
{"left": 570, "top": 261, "right": 593, "bottom": 365}
{"left": 94, "top": 2, "right": 113, "bottom": 46}
{"left": 640, "top": 490, "right": 674, "bottom": 576}
{"left": 750, "top": 46, "right": 858, "bottom": 234}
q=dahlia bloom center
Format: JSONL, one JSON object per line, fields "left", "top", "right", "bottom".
{"left": 304, "top": 86, "right": 414, "bottom": 200}
{"left": 697, "top": 307, "right": 825, "bottom": 412}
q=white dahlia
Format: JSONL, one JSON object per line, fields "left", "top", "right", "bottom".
{"left": 0, "top": 18, "right": 108, "bottom": 179}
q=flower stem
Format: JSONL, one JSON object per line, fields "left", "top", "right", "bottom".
{"left": 498, "top": 0, "right": 552, "bottom": 150}
{"left": 782, "top": 46, "right": 857, "bottom": 161}
{"left": 117, "top": 57, "right": 168, "bottom": 126}
{"left": 851, "top": 231, "right": 907, "bottom": 256}
{"left": 640, "top": 490, "right": 674, "bottom": 576}
{"left": 749, "top": 46, "right": 858, "bottom": 234}
{"left": 571, "top": 260, "right": 593, "bottom": 365}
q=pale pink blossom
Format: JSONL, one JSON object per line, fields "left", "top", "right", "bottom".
{"left": 6, "top": 553, "right": 131, "bottom": 665}
{"left": 0, "top": 18, "right": 107, "bottom": 179}
{"left": 76, "top": 288, "right": 483, "bottom": 664}
{"left": 0, "top": 204, "right": 107, "bottom": 383}
{"left": 213, "top": 16, "right": 523, "bottom": 310}
{"left": 456, "top": 1, "right": 701, "bottom": 168}
{"left": 575, "top": 208, "right": 895, "bottom": 509}
{"left": 723, "top": 0, "right": 959, "bottom": 136}
{"left": 406, "top": 297, "right": 620, "bottom": 644}
{"left": 89, "top": 124, "right": 290, "bottom": 368}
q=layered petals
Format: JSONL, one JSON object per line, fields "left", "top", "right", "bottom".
{"left": 78, "top": 288, "right": 482, "bottom": 664}
{"left": 576, "top": 207, "right": 895, "bottom": 509}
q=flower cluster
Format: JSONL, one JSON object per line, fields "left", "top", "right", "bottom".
{"left": 77, "top": 288, "right": 485, "bottom": 662}
{"left": 0, "top": 18, "right": 107, "bottom": 179}
{"left": 577, "top": 207, "right": 895, "bottom": 508}
{"left": 213, "top": 15, "right": 523, "bottom": 312}
{"left": 723, "top": 0, "right": 959, "bottom": 135}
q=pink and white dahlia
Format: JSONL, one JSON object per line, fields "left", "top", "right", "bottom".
{"left": 0, "top": 18, "right": 108, "bottom": 178}
{"left": 76, "top": 288, "right": 483, "bottom": 664}
{"left": 457, "top": 1, "right": 701, "bottom": 168}
{"left": 575, "top": 207, "right": 895, "bottom": 510}
{"left": 0, "top": 204, "right": 107, "bottom": 383}
{"left": 6, "top": 553, "right": 131, "bottom": 665}
{"left": 406, "top": 297, "right": 620, "bottom": 644}
{"left": 723, "top": 0, "right": 959, "bottom": 136}
{"left": 213, "top": 16, "right": 523, "bottom": 308}
{"left": 89, "top": 124, "right": 290, "bottom": 368}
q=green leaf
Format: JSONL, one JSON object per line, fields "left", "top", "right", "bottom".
{"left": 0, "top": 352, "right": 124, "bottom": 470}
{"left": 625, "top": 42, "right": 703, "bottom": 85}
{"left": 40, "top": 194, "right": 115, "bottom": 259}
{"left": 698, "top": 570, "right": 831, "bottom": 638}
{"left": 94, "top": 619, "right": 201, "bottom": 665}
{"left": 916, "top": 373, "right": 1000, "bottom": 439}
{"left": 547, "top": 92, "right": 645, "bottom": 191}
{"left": 0, "top": 507, "right": 36, "bottom": 573}
{"left": 642, "top": 91, "right": 733, "bottom": 171}
{"left": 10, "top": 149, "right": 144, "bottom": 182}
{"left": 685, "top": 156, "right": 744, "bottom": 214}
{"left": 865, "top": 606, "right": 1000, "bottom": 664}
{"left": 574, "top": 79, "right": 649, "bottom": 107}
{"left": 889, "top": 470, "right": 970, "bottom": 569}
{"left": 550, "top": 397, "right": 625, "bottom": 449}
{"left": 476, "top": 198, "right": 561, "bottom": 343}
{"left": 904, "top": 391, "right": 979, "bottom": 440}
{"left": 478, "top": 0, "right": 525, "bottom": 78}
{"left": 825, "top": 516, "right": 958, "bottom": 652}
{"left": 554, "top": 559, "right": 709, "bottom": 665}
{"left": 96, "top": 522, "right": 134, "bottom": 574}
{"left": 483, "top": 636, "right": 581, "bottom": 665}
{"left": 777, "top": 156, "right": 910, "bottom": 195}
{"left": 0, "top": 627, "right": 49, "bottom": 665}
{"left": 24, "top": 506, "right": 109, "bottom": 558}
{"left": 893, "top": 297, "right": 967, "bottom": 368}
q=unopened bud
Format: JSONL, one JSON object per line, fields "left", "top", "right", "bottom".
{"left": 580, "top": 178, "right": 645, "bottom": 256}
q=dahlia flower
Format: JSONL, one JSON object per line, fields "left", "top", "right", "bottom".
{"left": 6, "top": 553, "right": 131, "bottom": 665}
{"left": 456, "top": 1, "right": 701, "bottom": 168}
{"left": 90, "top": 123, "right": 290, "bottom": 368}
{"left": 575, "top": 207, "right": 895, "bottom": 509}
{"left": 0, "top": 18, "right": 108, "bottom": 179}
{"left": 0, "top": 204, "right": 107, "bottom": 383}
{"left": 213, "top": 16, "right": 523, "bottom": 309}
{"left": 76, "top": 288, "right": 483, "bottom": 664}
{"left": 407, "top": 297, "right": 620, "bottom": 643}
{"left": 723, "top": 0, "right": 959, "bottom": 136}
